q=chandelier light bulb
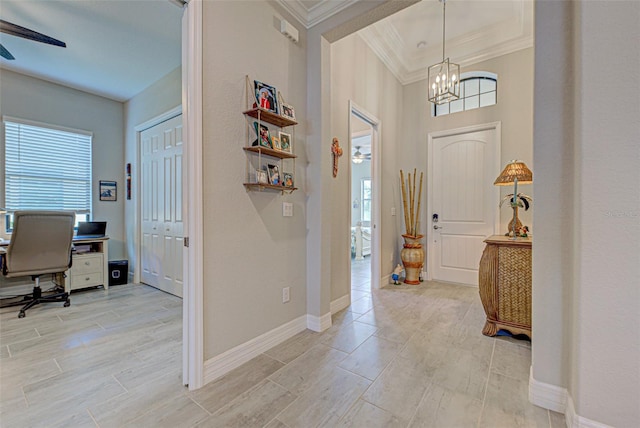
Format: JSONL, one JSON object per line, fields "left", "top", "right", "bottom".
{"left": 436, "top": 76, "right": 440, "bottom": 83}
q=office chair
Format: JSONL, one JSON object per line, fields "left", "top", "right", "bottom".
{"left": 1, "top": 211, "right": 75, "bottom": 318}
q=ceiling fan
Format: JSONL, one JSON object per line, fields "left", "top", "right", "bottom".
{"left": 0, "top": 19, "right": 66, "bottom": 60}
{"left": 352, "top": 146, "right": 371, "bottom": 164}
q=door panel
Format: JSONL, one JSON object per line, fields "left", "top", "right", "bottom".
{"left": 141, "top": 114, "right": 183, "bottom": 297}
{"left": 430, "top": 127, "right": 498, "bottom": 285}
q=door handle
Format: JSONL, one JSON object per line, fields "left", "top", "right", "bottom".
{"left": 433, "top": 225, "right": 444, "bottom": 230}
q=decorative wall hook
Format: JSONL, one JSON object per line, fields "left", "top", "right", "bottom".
{"left": 331, "top": 137, "right": 343, "bottom": 178}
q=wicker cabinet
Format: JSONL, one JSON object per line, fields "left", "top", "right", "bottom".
{"left": 478, "top": 235, "right": 532, "bottom": 338}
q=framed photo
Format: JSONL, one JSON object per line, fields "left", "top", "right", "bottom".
{"left": 253, "top": 122, "right": 272, "bottom": 148}
{"left": 271, "top": 136, "right": 281, "bottom": 151}
{"left": 99, "top": 180, "right": 117, "bottom": 201}
{"left": 254, "top": 80, "right": 279, "bottom": 115}
{"left": 283, "top": 172, "right": 294, "bottom": 188}
{"left": 256, "top": 169, "right": 268, "bottom": 184}
{"left": 281, "top": 103, "right": 295, "bottom": 121}
{"left": 267, "top": 164, "right": 280, "bottom": 186}
{"left": 279, "top": 131, "right": 292, "bottom": 153}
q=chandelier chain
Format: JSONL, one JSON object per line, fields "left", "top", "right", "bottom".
{"left": 442, "top": 0, "right": 446, "bottom": 61}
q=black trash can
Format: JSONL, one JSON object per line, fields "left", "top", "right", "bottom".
{"left": 108, "top": 260, "right": 128, "bottom": 286}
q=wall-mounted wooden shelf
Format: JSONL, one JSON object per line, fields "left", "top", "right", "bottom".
{"left": 243, "top": 146, "right": 297, "bottom": 159}
{"left": 243, "top": 108, "right": 297, "bottom": 128}
{"left": 243, "top": 183, "right": 297, "bottom": 194}
{"left": 243, "top": 76, "right": 297, "bottom": 195}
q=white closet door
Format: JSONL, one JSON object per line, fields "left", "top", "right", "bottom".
{"left": 141, "top": 115, "right": 184, "bottom": 297}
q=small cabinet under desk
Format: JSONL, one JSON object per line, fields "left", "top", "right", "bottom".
{"left": 58, "top": 237, "right": 109, "bottom": 293}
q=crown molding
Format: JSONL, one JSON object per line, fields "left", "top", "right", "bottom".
{"left": 275, "top": 0, "right": 359, "bottom": 29}
{"left": 357, "top": 0, "right": 533, "bottom": 85}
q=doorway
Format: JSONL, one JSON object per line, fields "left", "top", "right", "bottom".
{"left": 427, "top": 122, "right": 501, "bottom": 286}
{"left": 349, "top": 102, "right": 381, "bottom": 298}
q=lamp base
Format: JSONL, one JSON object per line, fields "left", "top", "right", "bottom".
{"left": 505, "top": 206, "right": 525, "bottom": 237}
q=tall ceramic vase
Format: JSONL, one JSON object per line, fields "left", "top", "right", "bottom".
{"left": 401, "top": 234, "right": 424, "bottom": 285}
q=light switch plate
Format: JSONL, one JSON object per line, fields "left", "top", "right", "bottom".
{"left": 283, "top": 202, "right": 293, "bottom": 217}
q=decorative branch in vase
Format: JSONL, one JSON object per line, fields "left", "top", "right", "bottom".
{"left": 399, "top": 169, "right": 424, "bottom": 285}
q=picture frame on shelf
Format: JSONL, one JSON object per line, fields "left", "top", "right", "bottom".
{"left": 99, "top": 180, "right": 117, "bottom": 201}
{"left": 279, "top": 131, "right": 292, "bottom": 153}
{"left": 256, "top": 169, "right": 268, "bottom": 184}
{"left": 254, "top": 80, "right": 279, "bottom": 115}
{"left": 271, "top": 136, "right": 281, "bottom": 151}
{"left": 267, "top": 164, "right": 280, "bottom": 186}
{"left": 281, "top": 104, "right": 295, "bottom": 121}
{"left": 253, "top": 122, "right": 272, "bottom": 148}
{"left": 283, "top": 172, "right": 294, "bottom": 188}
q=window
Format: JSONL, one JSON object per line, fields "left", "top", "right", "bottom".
{"left": 434, "top": 72, "right": 497, "bottom": 117}
{"left": 361, "top": 178, "right": 371, "bottom": 223}
{"left": 3, "top": 117, "right": 92, "bottom": 231}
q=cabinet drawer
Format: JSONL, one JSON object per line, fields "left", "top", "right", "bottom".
{"left": 70, "top": 271, "right": 103, "bottom": 288}
{"left": 72, "top": 254, "right": 103, "bottom": 274}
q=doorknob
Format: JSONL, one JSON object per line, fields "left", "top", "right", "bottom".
{"left": 434, "top": 225, "right": 444, "bottom": 230}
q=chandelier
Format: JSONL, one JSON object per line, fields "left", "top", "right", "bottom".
{"left": 428, "top": 0, "right": 460, "bottom": 105}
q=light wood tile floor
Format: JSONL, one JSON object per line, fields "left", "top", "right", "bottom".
{"left": 1, "top": 276, "right": 564, "bottom": 427}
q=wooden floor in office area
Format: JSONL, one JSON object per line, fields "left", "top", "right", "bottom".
{"left": 1, "top": 278, "right": 564, "bottom": 427}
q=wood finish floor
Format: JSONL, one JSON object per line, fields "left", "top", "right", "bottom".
{"left": 0, "top": 265, "right": 564, "bottom": 427}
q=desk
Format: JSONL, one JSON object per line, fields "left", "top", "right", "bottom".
{"left": 1, "top": 236, "right": 109, "bottom": 293}
{"left": 64, "top": 237, "right": 110, "bottom": 292}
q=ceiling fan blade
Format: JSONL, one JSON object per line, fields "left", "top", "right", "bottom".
{"left": 0, "top": 19, "right": 66, "bottom": 48}
{"left": 0, "top": 43, "right": 15, "bottom": 60}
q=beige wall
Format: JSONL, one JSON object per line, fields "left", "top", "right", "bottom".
{"left": 533, "top": 1, "right": 640, "bottom": 426}
{"left": 201, "top": 0, "right": 308, "bottom": 358}
{"left": 330, "top": 34, "right": 405, "bottom": 301}
{"left": 123, "top": 67, "right": 182, "bottom": 277}
{"left": 0, "top": 70, "right": 126, "bottom": 259}
{"left": 403, "top": 48, "right": 535, "bottom": 239}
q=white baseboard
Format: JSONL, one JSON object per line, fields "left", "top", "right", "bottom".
{"left": 565, "top": 396, "right": 614, "bottom": 428}
{"left": 203, "top": 315, "right": 307, "bottom": 384}
{"left": 529, "top": 367, "right": 568, "bottom": 413}
{"left": 307, "top": 312, "right": 332, "bottom": 332}
{"left": 330, "top": 294, "right": 350, "bottom": 314}
{"left": 529, "top": 368, "right": 614, "bottom": 428}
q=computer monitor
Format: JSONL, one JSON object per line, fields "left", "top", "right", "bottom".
{"left": 76, "top": 221, "right": 106, "bottom": 239}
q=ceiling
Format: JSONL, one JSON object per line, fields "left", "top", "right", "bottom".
{"left": 0, "top": 0, "right": 182, "bottom": 102}
{"left": 0, "top": 0, "right": 532, "bottom": 102}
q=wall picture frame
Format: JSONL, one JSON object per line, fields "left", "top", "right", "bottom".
{"left": 271, "top": 136, "right": 281, "bottom": 151}
{"left": 281, "top": 103, "right": 295, "bottom": 121}
{"left": 267, "top": 164, "right": 280, "bottom": 186}
{"left": 253, "top": 122, "right": 272, "bottom": 148}
{"left": 283, "top": 172, "right": 294, "bottom": 188}
{"left": 279, "top": 131, "right": 292, "bottom": 153}
{"left": 254, "top": 80, "right": 279, "bottom": 115}
{"left": 256, "top": 169, "right": 268, "bottom": 184}
{"left": 99, "top": 180, "right": 117, "bottom": 201}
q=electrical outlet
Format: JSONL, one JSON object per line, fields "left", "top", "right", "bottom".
{"left": 282, "top": 287, "right": 290, "bottom": 303}
{"left": 391, "top": 207, "right": 396, "bottom": 216}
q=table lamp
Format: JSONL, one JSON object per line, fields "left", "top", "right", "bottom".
{"left": 494, "top": 160, "right": 533, "bottom": 238}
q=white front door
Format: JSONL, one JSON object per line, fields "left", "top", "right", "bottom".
{"left": 428, "top": 124, "right": 500, "bottom": 286}
{"left": 141, "top": 114, "right": 184, "bottom": 297}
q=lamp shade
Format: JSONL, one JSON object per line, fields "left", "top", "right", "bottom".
{"left": 494, "top": 160, "right": 533, "bottom": 185}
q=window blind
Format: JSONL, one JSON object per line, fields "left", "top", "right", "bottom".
{"left": 4, "top": 119, "right": 92, "bottom": 214}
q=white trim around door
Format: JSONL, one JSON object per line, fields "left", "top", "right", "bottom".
{"left": 348, "top": 101, "right": 381, "bottom": 291}
{"left": 182, "top": 0, "right": 204, "bottom": 390}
